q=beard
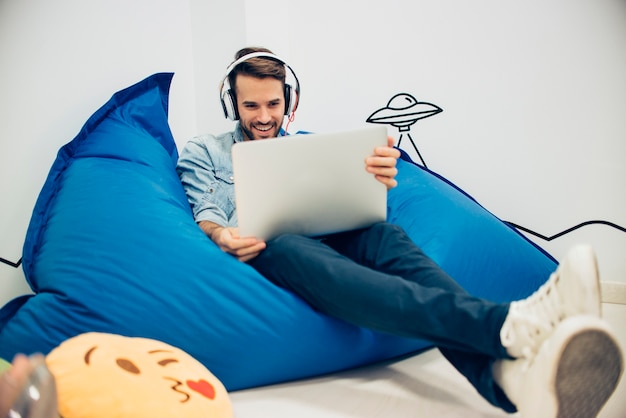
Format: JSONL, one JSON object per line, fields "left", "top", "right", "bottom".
{"left": 240, "top": 121, "right": 281, "bottom": 141}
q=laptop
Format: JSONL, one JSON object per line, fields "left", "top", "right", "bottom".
{"left": 232, "top": 125, "right": 389, "bottom": 240}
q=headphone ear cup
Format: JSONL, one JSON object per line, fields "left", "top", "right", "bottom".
{"left": 221, "top": 89, "right": 239, "bottom": 121}
{"left": 284, "top": 85, "right": 292, "bottom": 116}
{"left": 284, "top": 84, "right": 298, "bottom": 115}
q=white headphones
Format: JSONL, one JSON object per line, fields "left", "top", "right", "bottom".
{"left": 220, "top": 52, "right": 300, "bottom": 121}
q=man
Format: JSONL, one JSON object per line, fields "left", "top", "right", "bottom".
{"left": 177, "top": 46, "right": 623, "bottom": 416}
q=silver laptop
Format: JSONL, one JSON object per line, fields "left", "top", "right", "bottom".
{"left": 232, "top": 125, "right": 388, "bottom": 240}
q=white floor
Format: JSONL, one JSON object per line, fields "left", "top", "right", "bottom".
{"left": 230, "top": 303, "right": 626, "bottom": 417}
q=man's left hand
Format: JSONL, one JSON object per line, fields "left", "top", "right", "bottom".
{"left": 366, "top": 136, "right": 401, "bottom": 190}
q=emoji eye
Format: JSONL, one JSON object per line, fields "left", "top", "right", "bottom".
{"left": 116, "top": 358, "right": 140, "bottom": 374}
{"left": 158, "top": 358, "right": 179, "bottom": 367}
{"left": 84, "top": 346, "right": 97, "bottom": 365}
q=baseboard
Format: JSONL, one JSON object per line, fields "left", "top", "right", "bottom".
{"left": 601, "top": 281, "right": 626, "bottom": 305}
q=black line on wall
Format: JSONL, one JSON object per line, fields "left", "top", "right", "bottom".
{"left": 505, "top": 220, "right": 626, "bottom": 241}
{"left": 0, "top": 257, "right": 22, "bottom": 268}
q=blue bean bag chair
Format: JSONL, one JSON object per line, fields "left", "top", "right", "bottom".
{"left": 0, "top": 73, "right": 556, "bottom": 390}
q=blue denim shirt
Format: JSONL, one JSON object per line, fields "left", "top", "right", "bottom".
{"left": 176, "top": 124, "right": 245, "bottom": 227}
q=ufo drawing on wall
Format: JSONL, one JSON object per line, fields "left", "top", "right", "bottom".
{"left": 367, "top": 93, "right": 442, "bottom": 168}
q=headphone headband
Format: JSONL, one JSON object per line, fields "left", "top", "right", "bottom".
{"left": 223, "top": 52, "right": 286, "bottom": 78}
{"left": 220, "top": 52, "right": 300, "bottom": 121}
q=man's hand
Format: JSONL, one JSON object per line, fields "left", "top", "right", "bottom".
{"left": 366, "top": 136, "right": 401, "bottom": 189}
{"left": 199, "top": 221, "right": 266, "bottom": 262}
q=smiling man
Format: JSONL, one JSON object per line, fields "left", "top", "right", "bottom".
{"left": 176, "top": 46, "right": 623, "bottom": 417}
{"left": 236, "top": 72, "right": 285, "bottom": 141}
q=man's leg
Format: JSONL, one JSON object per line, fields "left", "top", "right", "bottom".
{"left": 248, "top": 227, "right": 516, "bottom": 409}
{"left": 318, "top": 222, "right": 621, "bottom": 414}
{"left": 249, "top": 229, "right": 509, "bottom": 356}
{"left": 322, "top": 222, "right": 517, "bottom": 410}
{"left": 249, "top": 223, "right": 621, "bottom": 414}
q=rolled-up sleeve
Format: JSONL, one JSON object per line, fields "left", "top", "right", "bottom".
{"left": 176, "top": 138, "right": 230, "bottom": 226}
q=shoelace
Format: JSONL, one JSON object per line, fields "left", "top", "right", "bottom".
{"left": 502, "top": 272, "right": 565, "bottom": 359}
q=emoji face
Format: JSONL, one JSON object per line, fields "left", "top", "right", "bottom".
{"left": 46, "top": 333, "right": 233, "bottom": 418}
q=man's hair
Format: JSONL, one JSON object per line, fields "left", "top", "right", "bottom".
{"left": 227, "top": 47, "right": 286, "bottom": 93}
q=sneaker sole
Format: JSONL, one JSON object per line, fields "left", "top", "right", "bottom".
{"left": 554, "top": 320, "right": 623, "bottom": 418}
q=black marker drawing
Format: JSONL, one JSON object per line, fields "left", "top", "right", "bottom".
{"left": 505, "top": 220, "right": 626, "bottom": 241}
{"left": 367, "top": 93, "right": 442, "bottom": 168}
{"left": 365, "top": 92, "right": 626, "bottom": 244}
{"left": 0, "top": 256, "right": 21, "bottom": 268}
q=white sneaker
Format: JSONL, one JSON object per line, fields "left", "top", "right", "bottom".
{"left": 501, "top": 244, "right": 602, "bottom": 358}
{"left": 494, "top": 315, "right": 624, "bottom": 418}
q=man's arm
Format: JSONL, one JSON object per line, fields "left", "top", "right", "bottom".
{"left": 198, "top": 220, "right": 225, "bottom": 242}
{"left": 177, "top": 137, "right": 265, "bottom": 262}
{"left": 198, "top": 220, "right": 266, "bottom": 263}
{"left": 176, "top": 137, "right": 232, "bottom": 227}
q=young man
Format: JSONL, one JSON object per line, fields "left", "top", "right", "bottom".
{"left": 177, "top": 47, "right": 623, "bottom": 416}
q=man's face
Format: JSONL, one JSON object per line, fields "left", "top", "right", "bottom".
{"left": 235, "top": 74, "right": 285, "bottom": 141}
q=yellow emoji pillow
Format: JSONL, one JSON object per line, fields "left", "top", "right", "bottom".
{"left": 46, "top": 333, "right": 232, "bottom": 418}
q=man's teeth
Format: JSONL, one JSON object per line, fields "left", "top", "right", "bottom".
{"left": 255, "top": 125, "right": 272, "bottom": 132}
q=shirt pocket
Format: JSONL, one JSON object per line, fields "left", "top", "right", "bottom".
{"left": 202, "top": 169, "right": 236, "bottom": 216}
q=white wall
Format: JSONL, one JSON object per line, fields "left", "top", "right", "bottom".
{"left": 241, "top": 0, "right": 626, "bottom": 284}
{"left": 0, "top": 0, "right": 198, "bottom": 304}
{"left": 2, "top": 0, "right": 625, "bottom": 306}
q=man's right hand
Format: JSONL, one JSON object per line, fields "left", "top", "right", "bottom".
{"left": 199, "top": 221, "right": 266, "bottom": 262}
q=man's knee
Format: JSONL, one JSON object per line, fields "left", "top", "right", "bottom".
{"left": 368, "top": 222, "right": 406, "bottom": 239}
{"left": 266, "top": 233, "right": 311, "bottom": 255}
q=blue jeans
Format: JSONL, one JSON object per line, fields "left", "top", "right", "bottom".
{"left": 248, "top": 222, "right": 516, "bottom": 412}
